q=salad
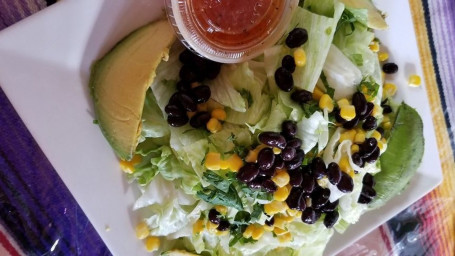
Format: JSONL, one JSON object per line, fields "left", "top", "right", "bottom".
{"left": 89, "top": 0, "right": 424, "bottom": 255}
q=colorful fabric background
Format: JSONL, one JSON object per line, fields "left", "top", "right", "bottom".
{"left": 0, "top": 0, "right": 453, "bottom": 255}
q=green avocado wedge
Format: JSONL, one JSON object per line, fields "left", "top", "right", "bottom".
{"left": 370, "top": 103, "right": 424, "bottom": 209}
{"left": 90, "top": 20, "right": 175, "bottom": 160}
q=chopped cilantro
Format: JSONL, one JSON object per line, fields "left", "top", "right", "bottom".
{"left": 320, "top": 72, "right": 335, "bottom": 98}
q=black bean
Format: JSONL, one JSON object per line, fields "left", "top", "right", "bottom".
{"left": 169, "top": 92, "right": 181, "bottom": 106}
{"left": 327, "top": 162, "right": 342, "bottom": 185}
{"left": 179, "top": 49, "right": 194, "bottom": 64}
{"left": 343, "top": 116, "right": 359, "bottom": 129}
{"left": 311, "top": 157, "right": 327, "bottom": 179}
{"left": 376, "top": 127, "right": 385, "bottom": 137}
{"left": 281, "top": 147, "right": 296, "bottom": 161}
{"left": 364, "top": 147, "right": 380, "bottom": 164}
{"left": 301, "top": 208, "right": 320, "bottom": 224}
{"left": 189, "top": 111, "right": 211, "bottom": 128}
{"left": 282, "top": 55, "right": 296, "bottom": 73}
{"left": 288, "top": 169, "right": 303, "bottom": 187}
{"left": 361, "top": 186, "right": 377, "bottom": 199}
{"left": 247, "top": 176, "right": 266, "bottom": 189}
{"left": 312, "top": 188, "right": 330, "bottom": 209}
{"left": 351, "top": 152, "right": 363, "bottom": 167}
{"left": 265, "top": 216, "right": 275, "bottom": 226}
{"left": 192, "top": 85, "right": 211, "bottom": 104}
{"left": 217, "top": 220, "right": 230, "bottom": 231}
{"left": 352, "top": 92, "right": 368, "bottom": 116}
{"left": 321, "top": 200, "right": 339, "bottom": 213}
{"left": 176, "top": 80, "right": 191, "bottom": 92}
{"left": 258, "top": 132, "right": 287, "bottom": 149}
{"left": 286, "top": 187, "right": 304, "bottom": 210}
{"left": 257, "top": 148, "right": 275, "bottom": 170}
{"left": 286, "top": 28, "right": 308, "bottom": 48}
{"left": 165, "top": 104, "right": 186, "bottom": 117}
{"left": 358, "top": 194, "right": 373, "bottom": 204}
{"left": 259, "top": 166, "right": 276, "bottom": 177}
{"left": 362, "top": 173, "right": 376, "bottom": 187}
{"left": 287, "top": 138, "right": 302, "bottom": 149}
{"left": 179, "top": 65, "right": 200, "bottom": 83}
{"left": 208, "top": 209, "right": 221, "bottom": 224}
{"left": 282, "top": 120, "right": 297, "bottom": 137}
{"left": 274, "top": 67, "right": 294, "bottom": 92}
{"left": 323, "top": 211, "right": 339, "bottom": 228}
{"left": 237, "top": 163, "right": 260, "bottom": 183}
{"left": 167, "top": 115, "right": 189, "bottom": 127}
{"left": 262, "top": 179, "right": 278, "bottom": 193}
{"left": 301, "top": 172, "right": 315, "bottom": 193}
{"left": 334, "top": 108, "right": 346, "bottom": 124}
{"left": 359, "top": 102, "right": 375, "bottom": 121}
{"left": 382, "top": 105, "right": 392, "bottom": 114}
{"left": 382, "top": 62, "right": 398, "bottom": 74}
{"left": 362, "top": 116, "right": 377, "bottom": 131}
{"left": 291, "top": 89, "right": 313, "bottom": 104}
{"left": 206, "top": 62, "right": 222, "bottom": 80}
{"left": 273, "top": 155, "right": 285, "bottom": 170}
{"left": 178, "top": 93, "right": 197, "bottom": 112}
{"left": 285, "top": 149, "right": 305, "bottom": 170}
{"left": 360, "top": 138, "right": 377, "bottom": 158}
{"left": 337, "top": 172, "right": 354, "bottom": 193}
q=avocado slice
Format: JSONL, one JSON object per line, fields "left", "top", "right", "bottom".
{"left": 90, "top": 19, "right": 175, "bottom": 160}
{"left": 370, "top": 103, "right": 424, "bottom": 209}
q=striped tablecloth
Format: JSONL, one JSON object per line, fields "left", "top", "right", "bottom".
{"left": 0, "top": 0, "right": 454, "bottom": 255}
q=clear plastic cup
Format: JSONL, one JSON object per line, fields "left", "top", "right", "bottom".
{"left": 165, "top": 0, "right": 298, "bottom": 63}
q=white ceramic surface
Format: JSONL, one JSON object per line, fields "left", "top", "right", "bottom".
{"left": 0, "top": 0, "right": 442, "bottom": 255}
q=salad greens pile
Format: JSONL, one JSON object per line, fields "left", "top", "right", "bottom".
{"left": 92, "top": 0, "right": 424, "bottom": 255}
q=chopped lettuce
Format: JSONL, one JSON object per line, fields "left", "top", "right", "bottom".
{"left": 297, "top": 110, "right": 330, "bottom": 153}
{"left": 139, "top": 89, "right": 170, "bottom": 141}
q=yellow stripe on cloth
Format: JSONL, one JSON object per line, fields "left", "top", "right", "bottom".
{"left": 409, "top": 0, "right": 455, "bottom": 255}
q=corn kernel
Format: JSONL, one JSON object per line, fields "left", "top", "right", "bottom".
{"left": 206, "top": 221, "right": 219, "bottom": 233}
{"left": 371, "top": 130, "right": 382, "bottom": 141}
{"left": 145, "top": 236, "right": 160, "bottom": 252}
{"left": 216, "top": 230, "right": 229, "bottom": 236}
{"left": 381, "top": 138, "right": 387, "bottom": 144}
{"left": 354, "top": 132, "right": 365, "bottom": 144}
{"left": 220, "top": 160, "right": 229, "bottom": 170}
{"left": 193, "top": 219, "right": 205, "bottom": 234}
{"left": 187, "top": 111, "right": 196, "bottom": 118}
{"left": 382, "top": 115, "right": 390, "bottom": 124}
{"left": 281, "top": 214, "right": 295, "bottom": 222}
{"left": 383, "top": 83, "right": 397, "bottom": 98}
{"left": 120, "top": 154, "right": 142, "bottom": 174}
{"left": 273, "top": 227, "right": 288, "bottom": 236}
{"left": 264, "top": 201, "right": 288, "bottom": 215}
{"left": 263, "top": 224, "right": 274, "bottom": 232}
{"left": 294, "top": 48, "right": 307, "bottom": 67}
{"left": 319, "top": 94, "right": 334, "bottom": 112}
{"left": 252, "top": 226, "right": 265, "bottom": 240}
{"left": 273, "top": 147, "right": 282, "bottom": 154}
{"left": 337, "top": 98, "right": 350, "bottom": 108}
{"left": 339, "top": 156, "right": 352, "bottom": 173}
{"left": 197, "top": 102, "right": 208, "bottom": 112}
{"left": 274, "top": 216, "right": 287, "bottom": 229}
{"left": 278, "top": 232, "right": 292, "bottom": 243}
{"left": 340, "top": 105, "right": 356, "bottom": 121}
{"left": 313, "top": 87, "right": 324, "bottom": 100}
{"left": 245, "top": 150, "right": 258, "bottom": 163}
{"left": 207, "top": 118, "right": 222, "bottom": 133}
{"left": 215, "top": 205, "right": 228, "bottom": 215}
{"left": 378, "top": 52, "right": 389, "bottom": 62}
{"left": 378, "top": 141, "right": 384, "bottom": 151}
{"left": 369, "top": 41, "right": 380, "bottom": 52}
{"left": 339, "top": 129, "right": 356, "bottom": 143}
{"left": 408, "top": 74, "right": 422, "bottom": 87}
{"left": 136, "top": 221, "right": 150, "bottom": 240}
{"left": 351, "top": 144, "right": 360, "bottom": 153}
{"left": 211, "top": 108, "right": 227, "bottom": 121}
{"left": 205, "top": 152, "right": 221, "bottom": 170}
{"left": 226, "top": 154, "right": 244, "bottom": 172}
{"left": 372, "top": 104, "right": 382, "bottom": 117}
{"left": 273, "top": 186, "right": 290, "bottom": 202}
{"left": 383, "top": 121, "right": 392, "bottom": 129}
{"left": 243, "top": 225, "right": 254, "bottom": 238}
{"left": 287, "top": 209, "right": 300, "bottom": 217}
{"left": 272, "top": 169, "right": 290, "bottom": 187}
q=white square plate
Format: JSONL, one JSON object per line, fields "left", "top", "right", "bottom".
{"left": 0, "top": 0, "right": 442, "bottom": 255}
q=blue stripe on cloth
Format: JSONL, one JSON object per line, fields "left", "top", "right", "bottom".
{"left": 421, "top": 0, "right": 455, "bottom": 159}
{"left": 0, "top": 87, "right": 111, "bottom": 256}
